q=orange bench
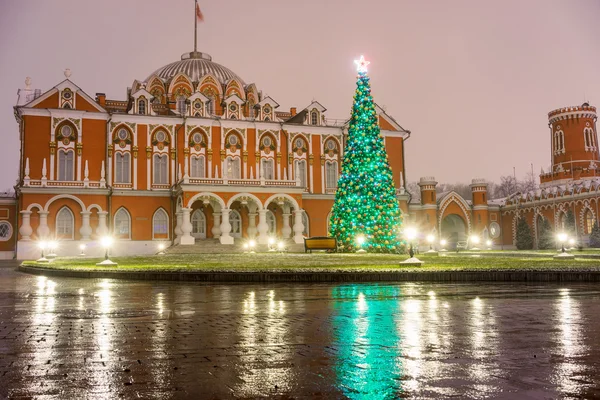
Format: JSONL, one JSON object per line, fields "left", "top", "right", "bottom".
{"left": 304, "top": 237, "right": 337, "bottom": 253}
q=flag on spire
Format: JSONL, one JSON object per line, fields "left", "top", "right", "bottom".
{"left": 196, "top": 2, "right": 204, "bottom": 22}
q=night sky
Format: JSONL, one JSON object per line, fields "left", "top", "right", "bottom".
{"left": 1, "top": 0, "right": 599, "bottom": 190}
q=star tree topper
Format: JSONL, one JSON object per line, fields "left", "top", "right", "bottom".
{"left": 354, "top": 55, "right": 370, "bottom": 73}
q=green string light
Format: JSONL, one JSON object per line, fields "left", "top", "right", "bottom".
{"left": 328, "top": 56, "right": 404, "bottom": 253}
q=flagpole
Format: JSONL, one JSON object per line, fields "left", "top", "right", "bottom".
{"left": 194, "top": 0, "right": 198, "bottom": 53}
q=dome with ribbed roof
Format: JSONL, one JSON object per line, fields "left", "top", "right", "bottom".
{"left": 146, "top": 52, "right": 245, "bottom": 86}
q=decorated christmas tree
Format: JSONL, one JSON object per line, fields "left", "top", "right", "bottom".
{"left": 329, "top": 56, "right": 403, "bottom": 253}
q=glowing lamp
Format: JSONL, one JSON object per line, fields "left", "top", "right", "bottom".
{"left": 440, "top": 239, "right": 447, "bottom": 247}
{"left": 404, "top": 228, "right": 417, "bottom": 241}
{"left": 426, "top": 234, "right": 435, "bottom": 243}
{"left": 470, "top": 235, "right": 480, "bottom": 244}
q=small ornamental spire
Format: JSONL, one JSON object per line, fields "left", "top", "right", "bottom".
{"left": 354, "top": 55, "right": 370, "bottom": 73}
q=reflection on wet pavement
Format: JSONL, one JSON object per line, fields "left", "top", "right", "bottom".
{"left": 1, "top": 265, "right": 600, "bottom": 399}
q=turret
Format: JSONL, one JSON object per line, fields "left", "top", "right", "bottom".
{"left": 542, "top": 103, "right": 598, "bottom": 185}
{"left": 470, "top": 178, "right": 489, "bottom": 236}
{"left": 418, "top": 176, "right": 437, "bottom": 205}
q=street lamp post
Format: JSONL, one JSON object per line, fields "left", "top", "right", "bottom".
{"left": 37, "top": 241, "right": 49, "bottom": 263}
{"left": 553, "top": 232, "right": 574, "bottom": 259}
{"left": 96, "top": 236, "right": 118, "bottom": 266}
{"left": 470, "top": 235, "right": 480, "bottom": 251}
{"left": 426, "top": 234, "right": 437, "bottom": 254}
{"left": 400, "top": 227, "right": 423, "bottom": 265}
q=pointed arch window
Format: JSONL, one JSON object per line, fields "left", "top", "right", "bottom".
{"left": 266, "top": 210, "right": 276, "bottom": 234}
{"left": 294, "top": 159, "right": 307, "bottom": 189}
{"left": 115, "top": 153, "right": 131, "bottom": 183}
{"left": 207, "top": 96, "right": 215, "bottom": 115}
{"left": 56, "top": 207, "right": 74, "bottom": 239}
{"left": 153, "top": 154, "right": 168, "bottom": 184}
{"left": 58, "top": 149, "right": 74, "bottom": 181}
{"left": 138, "top": 99, "right": 146, "bottom": 115}
{"left": 325, "top": 161, "right": 338, "bottom": 189}
{"left": 229, "top": 210, "right": 242, "bottom": 238}
{"left": 114, "top": 208, "right": 131, "bottom": 239}
{"left": 191, "top": 155, "right": 205, "bottom": 178}
{"left": 585, "top": 210, "right": 595, "bottom": 234}
{"left": 152, "top": 208, "right": 169, "bottom": 239}
{"left": 261, "top": 158, "right": 274, "bottom": 180}
{"left": 191, "top": 209, "right": 206, "bottom": 239}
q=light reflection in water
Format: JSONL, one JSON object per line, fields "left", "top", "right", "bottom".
{"left": 554, "top": 288, "right": 588, "bottom": 393}
{"left": 332, "top": 285, "right": 403, "bottom": 400}
{"left": 467, "top": 295, "right": 499, "bottom": 393}
{"left": 237, "top": 289, "right": 292, "bottom": 396}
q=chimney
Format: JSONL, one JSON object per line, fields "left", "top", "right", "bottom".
{"left": 95, "top": 93, "right": 106, "bottom": 107}
{"left": 290, "top": 107, "right": 297, "bottom": 116}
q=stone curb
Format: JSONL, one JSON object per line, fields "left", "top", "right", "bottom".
{"left": 18, "top": 265, "right": 600, "bottom": 283}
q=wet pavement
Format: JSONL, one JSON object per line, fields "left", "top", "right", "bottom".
{"left": 1, "top": 262, "right": 600, "bottom": 399}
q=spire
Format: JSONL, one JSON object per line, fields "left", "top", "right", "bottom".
{"left": 194, "top": 0, "right": 198, "bottom": 53}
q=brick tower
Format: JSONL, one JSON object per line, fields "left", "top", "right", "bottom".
{"left": 470, "top": 178, "right": 489, "bottom": 236}
{"left": 418, "top": 176, "right": 438, "bottom": 233}
{"left": 541, "top": 103, "right": 598, "bottom": 185}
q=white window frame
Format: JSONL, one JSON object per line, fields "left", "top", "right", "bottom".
{"left": 58, "top": 149, "right": 75, "bottom": 181}
{"left": 138, "top": 99, "right": 146, "bottom": 115}
{"left": 152, "top": 208, "right": 169, "bottom": 239}
{"left": 311, "top": 111, "right": 318, "bottom": 125}
{"left": 113, "top": 208, "right": 131, "bottom": 239}
{"left": 225, "top": 157, "right": 241, "bottom": 179}
{"left": 191, "top": 209, "right": 207, "bottom": 239}
{"left": 325, "top": 161, "right": 338, "bottom": 189}
{"left": 294, "top": 159, "right": 307, "bottom": 188}
{"left": 261, "top": 158, "right": 274, "bottom": 180}
{"left": 153, "top": 154, "right": 169, "bottom": 184}
{"left": 191, "top": 155, "right": 205, "bottom": 178}
{"left": 115, "top": 152, "right": 131, "bottom": 184}
{"left": 230, "top": 210, "right": 242, "bottom": 238}
{"left": 56, "top": 207, "right": 74, "bottom": 240}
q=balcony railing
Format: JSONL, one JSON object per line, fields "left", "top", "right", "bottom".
{"left": 182, "top": 176, "right": 301, "bottom": 188}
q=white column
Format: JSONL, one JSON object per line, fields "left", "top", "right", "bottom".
{"left": 19, "top": 211, "right": 33, "bottom": 240}
{"left": 79, "top": 211, "right": 92, "bottom": 240}
{"left": 212, "top": 212, "right": 221, "bottom": 239}
{"left": 180, "top": 208, "right": 194, "bottom": 245}
{"left": 257, "top": 209, "right": 269, "bottom": 244}
{"left": 293, "top": 209, "right": 305, "bottom": 244}
{"left": 282, "top": 213, "right": 292, "bottom": 239}
{"left": 247, "top": 213, "right": 257, "bottom": 239}
{"left": 37, "top": 211, "right": 50, "bottom": 239}
{"left": 41, "top": 159, "right": 47, "bottom": 187}
{"left": 174, "top": 210, "right": 183, "bottom": 244}
{"left": 219, "top": 208, "right": 234, "bottom": 244}
{"left": 321, "top": 164, "right": 325, "bottom": 194}
{"left": 96, "top": 211, "right": 108, "bottom": 237}
{"left": 76, "top": 152, "right": 82, "bottom": 181}
{"left": 100, "top": 161, "right": 106, "bottom": 188}
{"left": 146, "top": 158, "right": 151, "bottom": 189}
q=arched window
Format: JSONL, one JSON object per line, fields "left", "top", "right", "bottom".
{"left": 325, "top": 161, "right": 338, "bottom": 189}
{"left": 585, "top": 210, "right": 595, "bottom": 234}
{"left": 177, "top": 96, "right": 186, "bottom": 115}
{"left": 248, "top": 101, "right": 255, "bottom": 118}
{"left": 58, "top": 150, "right": 74, "bottom": 181}
{"left": 207, "top": 97, "right": 215, "bottom": 115}
{"left": 225, "top": 157, "right": 241, "bottom": 179}
{"left": 294, "top": 159, "right": 307, "bottom": 189}
{"left": 559, "top": 212, "right": 567, "bottom": 230}
{"left": 153, "top": 154, "right": 168, "bottom": 184}
{"left": 191, "top": 209, "right": 206, "bottom": 239}
{"left": 229, "top": 210, "right": 242, "bottom": 238}
{"left": 261, "top": 158, "right": 274, "bottom": 180}
{"left": 114, "top": 208, "right": 131, "bottom": 239}
{"left": 115, "top": 153, "right": 130, "bottom": 183}
{"left": 311, "top": 111, "right": 318, "bottom": 125}
{"left": 266, "top": 210, "right": 276, "bottom": 234}
{"left": 56, "top": 207, "right": 74, "bottom": 240}
{"left": 191, "top": 155, "right": 205, "bottom": 178}
{"left": 302, "top": 211, "right": 309, "bottom": 236}
{"left": 138, "top": 99, "right": 146, "bottom": 115}
{"left": 152, "top": 208, "right": 169, "bottom": 239}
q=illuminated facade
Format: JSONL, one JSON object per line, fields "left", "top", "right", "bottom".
{"left": 10, "top": 52, "right": 409, "bottom": 259}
